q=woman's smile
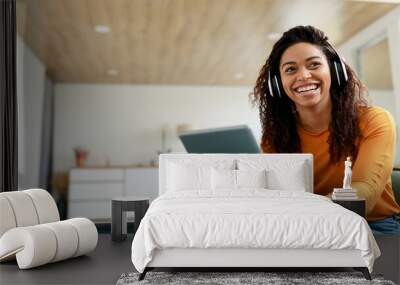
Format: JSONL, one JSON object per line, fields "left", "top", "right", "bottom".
{"left": 292, "top": 82, "right": 320, "bottom": 97}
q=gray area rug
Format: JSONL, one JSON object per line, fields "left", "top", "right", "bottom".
{"left": 116, "top": 271, "right": 396, "bottom": 285}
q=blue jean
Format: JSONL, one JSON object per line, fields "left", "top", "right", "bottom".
{"left": 368, "top": 215, "right": 400, "bottom": 235}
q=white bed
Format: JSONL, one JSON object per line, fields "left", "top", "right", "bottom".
{"left": 131, "top": 154, "right": 380, "bottom": 280}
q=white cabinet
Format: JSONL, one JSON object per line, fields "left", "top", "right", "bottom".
{"left": 68, "top": 200, "right": 112, "bottom": 220}
{"left": 70, "top": 169, "right": 124, "bottom": 182}
{"left": 68, "top": 167, "right": 158, "bottom": 220}
{"left": 69, "top": 183, "right": 124, "bottom": 200}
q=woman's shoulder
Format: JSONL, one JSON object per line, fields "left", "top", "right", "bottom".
{"left": 359, "top": 106, "right": 394, "bottom": 122}
{"left": 358, "top": 106, "right": 395, "bottom": 133}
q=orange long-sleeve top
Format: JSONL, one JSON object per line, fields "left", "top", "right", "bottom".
{"left": 262, "top": 106, "right": 400, "bottom": 221}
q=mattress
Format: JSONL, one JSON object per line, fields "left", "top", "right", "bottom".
{"left": 131, "top": 190, "right": 380, "bottom": 273}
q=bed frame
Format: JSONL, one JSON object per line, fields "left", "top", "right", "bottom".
{"left": 138, "top": 154, "right": 372, "bottom": 281}
{"left": 139, "top": 248, "right": 370, "bottom": 280}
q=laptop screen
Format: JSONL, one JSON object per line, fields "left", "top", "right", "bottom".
{"left": 179, "top": 125, "right": 260, "bottom": 153}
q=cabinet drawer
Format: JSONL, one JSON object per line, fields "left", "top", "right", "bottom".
{"left": 69, "top": 183, "right": 123, "bottom": 200}
{"left": 70, "top": 169, "right": 124, "bottom": 182}
{"left": 68, "top": 201, "right": 111, "bottom": 220}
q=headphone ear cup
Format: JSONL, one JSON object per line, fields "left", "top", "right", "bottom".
{"left": 268, "top": 73, "right": 282, "bottom": 97}
{"left": 332, "top": 60, "right": 348, "bottom": 88}
{"left": 340, "top": 58, "right": 348, "bottom": 82}
{"left": 331, "top": 61, "right": 340, "bottom": 88}
{"left": 268, "top": 72, "right": 274, "bottom": 97}
{"left": 273, "top": 75, "right": 282, "bottom": 98}
{"left": 268, "top": 71, "right": 282, "bottom": 98}
{"left": 326, "top": 44, "right": 348, "bottom": 89}
{"left": 268, "top": 74, "right": 282, "bottom": 98}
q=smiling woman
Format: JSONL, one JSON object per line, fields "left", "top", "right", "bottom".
{"left": 251, "top": 25, "right": 400, "bottom": 233}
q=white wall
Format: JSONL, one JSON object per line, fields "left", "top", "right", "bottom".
{"left": 16, "top": 35, "right": 46, "bottom": 188}
{"left": 339, "top": 6, "right": 400, "bottom": 164}
{"left": 53, "top": 84, "right": 260, "bottom": 172}
{"left": 368, "top": 90, "right": 396, "bottom": 117}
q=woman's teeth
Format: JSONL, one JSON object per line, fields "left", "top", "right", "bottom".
{"left": 294, "top": 84, "right": 319, "bottom": 95}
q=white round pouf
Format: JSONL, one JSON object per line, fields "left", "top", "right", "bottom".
{"left": 43, "top": 221, "right": 79, "bottom": 262}
{"left": 0, "top": 196, "right": 17, "bottom": 237}
{"left": 67, "top": 218, "right": 98, "bottom": 257}
{"left": 1, "top": 192, "right": 39, "bottom": 227}
{"left": 24, "top": 189, "right": 60, "bottom": 224}
{"left": 0, "top": 226, "right": 57, "bottom": 269}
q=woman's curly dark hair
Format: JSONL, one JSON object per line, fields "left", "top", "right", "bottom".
{"left": 251, "top": 25, "right": 369, "bottom": 163}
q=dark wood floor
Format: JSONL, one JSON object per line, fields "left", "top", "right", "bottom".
{"left": 1, "top": 233, "right": 398, "bottom": 284}
{"left": 0, "top": 234, "right": 134, "bottom": 285}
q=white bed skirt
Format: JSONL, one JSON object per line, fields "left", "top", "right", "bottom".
{"left": 148, "top": 248, "right": 366, "bottom": 268}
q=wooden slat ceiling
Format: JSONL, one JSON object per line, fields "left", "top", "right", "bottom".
{"left": 16, "top": 0, "right": 398, "bottom": 85}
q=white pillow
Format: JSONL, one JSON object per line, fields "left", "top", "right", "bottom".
{"left": 211, "top": 169, "right": 236, "bottom": 190}
{"left": 237, "top": 169, "right": 267, "bottom": 188}
{"left": 266, "top": 166, "right": 306, "bottom": 191}
{"left": 211, "top": 169, "right": 267, "bottom": 190}
{"left": 238, "top": 159, "right": 308, "bottom": 191}
{"left": 168, "top": 163, "right": 210, "bottom": 191}
{"left": 167, "top": 160, "right": 235, "bottom": 191}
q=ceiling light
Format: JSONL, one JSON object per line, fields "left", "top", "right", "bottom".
{"left": 107, "top": 69, "right": 119, "bottom": 76}
{"left": 94, "top": 25, "right": 111, "bottom": 33}
{"left": 267, "top": 32, "right": 281, "bottom": 41}
{"left": 234, "top": 72, "right": 244, "bottom": 79}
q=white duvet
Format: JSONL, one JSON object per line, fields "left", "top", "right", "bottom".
{"left": 131, "top": 190, "right": 380, "bottom": 273}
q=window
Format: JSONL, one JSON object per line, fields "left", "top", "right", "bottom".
{"left": 358, "top": 37, "right": 393, "bottom": 90}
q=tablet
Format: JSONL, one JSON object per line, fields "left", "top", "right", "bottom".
{"left": 179, "top": 125, "right": 260, "bottom": 153}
